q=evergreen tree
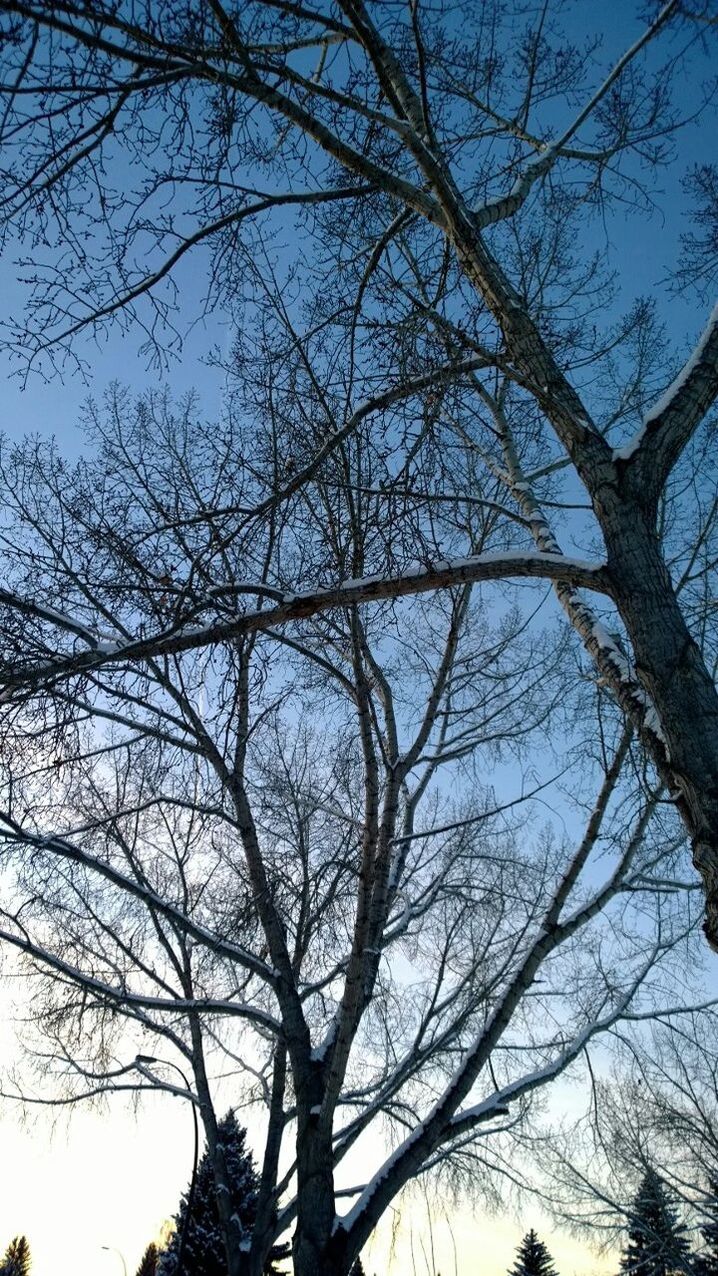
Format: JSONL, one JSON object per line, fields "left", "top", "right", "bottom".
{"left": 159, "top": 1110, "right": 283, "bottom": 1276}
{"left": 0, "top": 1237, "right": 31, "bottom": 1276}
{"left": 350, "top": 1260, "right": 366, "bottom": 1276}
{"left": 695, "top": 1179, "right": 718, "bottom": 1276}
{"left": 508, "top": 1230, "right": 558, "bottom": 1276}
{"left": 619, "top": 1170, "right": 690, "bottom": 1276}
{"left": 135, "top": 1243, "right": 159, "bottom": 1276}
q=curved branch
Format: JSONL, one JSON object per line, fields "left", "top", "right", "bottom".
{"left": 2, "top": 550, "right": 612, "bottom": 692}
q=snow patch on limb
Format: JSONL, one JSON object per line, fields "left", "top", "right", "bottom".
{"left": 306, "top": 550, "right": 602, "bottom": 596}
{"left": 0, "top": 588, "right": 105, "bottom": 647}
{"left": 1, "top": 549, "right": 611, "bottom": 693}
{"left": 589, "top": 620, "right": 669, "bottom": 750}
{"left": 644, "top": 299, "right": 718, "bottom": 424}
{"left": 612, "top": 427, "right": 648, "bottom": 463}
{"left": 336, "top": 977, "right": 645, "bottom": 1239}
{"left": 311, "top": 1015, "right": 340, "bottom": 1061}
{"left": 590, "top": 620, "right": 632, "bottom": 682}
{"left": 335, "top": 1139, "right": 417, "bottom": 1235}
{"left": 612, "top": 300, "right": 718, "bottom": 461}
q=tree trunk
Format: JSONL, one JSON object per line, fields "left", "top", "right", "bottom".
{"left": 452, "top": 214, "right": 718, "bottom": 944}
{"left": 603, "top": 497, "right": 718, "bottom": 944}
{"left": 292, "top": 1116, "right": 346, "bottom": 1276}
{"left": 188, "top": 1014, "right": 244, "bottom": 1276}
{"left": 248, "top": 1044, "right": 287, "bottom": 1276}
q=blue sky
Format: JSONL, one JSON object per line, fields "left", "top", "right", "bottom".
{"left": 0, "top": 1, "right": 714, "bottom": 451}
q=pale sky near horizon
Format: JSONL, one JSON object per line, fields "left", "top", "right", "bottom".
{"left": 0, "top": 948, "right": 624, "bottom": 1276}
{"left": 1, "top": 1, "right": 716, "bottom": 1273}
{"left": 0, "top": 1069, "right": 615, "bottom": 1276}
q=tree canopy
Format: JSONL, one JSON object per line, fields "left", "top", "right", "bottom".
{"left": 0, "top": 0, "right": 716, "bottom": 946}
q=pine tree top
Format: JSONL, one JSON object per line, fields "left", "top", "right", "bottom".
{"left": 135, "top": 1241, "right": 159, "bottom": 1276}
{"left": 158, "top": 1110, "right": 260, "bottom": 1276}
{"left": 0, "top": 1236, "right": 31, "bottom": 1276}
{"left": 619, "top": 1170, "right": 689, "bottom": 1276}
{"left": 508, "top": 1229, "right": 559, "bottom": 1276}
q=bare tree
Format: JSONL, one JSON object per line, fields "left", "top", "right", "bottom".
{"left": 544, "top": 1007, "right": 718, "bottom": 1253}
{"left": 0, "top": 384, "right": 709, "bottom": 1276}
{"left": 0, "top": 1, "right": 717, "bottom": 945}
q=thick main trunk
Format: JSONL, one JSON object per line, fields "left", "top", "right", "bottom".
{"left": 603, "top": 502, "right": 718, "bottom": 945}
{"left": 453, "top": 212, "right": 718, "bottom": 945}
{"left": 292, "top": 1120, "right": 347, "bottom": 1276}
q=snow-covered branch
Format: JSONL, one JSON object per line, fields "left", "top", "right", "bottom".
{"left": 1, "top": 550, "right": 609, "bottom": 693}
{"left": 614, "top": 301, "right": 718, "bottom": 491}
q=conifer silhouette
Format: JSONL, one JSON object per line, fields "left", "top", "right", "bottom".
{"left": 619, "top": 1170, "right": 689, "bottom": 1276}
{"left": 508, "top": 1229, "right": 558, "bottom": 1276}
{"left": 0, "top": 1236, "right": 31, "bottom": 1276}
{"left": 159, "top": 1110, "right": 286, "bottom": 1275}
{"left": 135, "top": 1242, "right": 159, "bottom": 1276}
{"left": 694, "top": 1179, "right": 718, "bottom": 1276}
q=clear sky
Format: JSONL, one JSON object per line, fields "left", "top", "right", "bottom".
{"left": 0, "top": 1, "right": 716, "bottom": 1273}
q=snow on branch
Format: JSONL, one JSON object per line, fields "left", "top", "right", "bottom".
{"left": 1, "top": 549, "right": 611, "bottom": 693}
{"left": 0, "top": 814, "right": 276, "bottom": 984}
{"left": 0, "top": 920, "right": 282, "bottom": 1032}
{"left": 0, "top": 588, "right": 109, "bottom": 648}
{"left": 612, "top": 300, "right": 718, "bottom": 469}
{"left": 336, "top": 938, "right": 659, "bottom": 1246}
{"left": 446, "top": 978, "right": 651, "bottom": 1139}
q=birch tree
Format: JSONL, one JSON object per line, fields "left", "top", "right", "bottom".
{"left": 0, "top": 1, "right": 717, "bottom": 944}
